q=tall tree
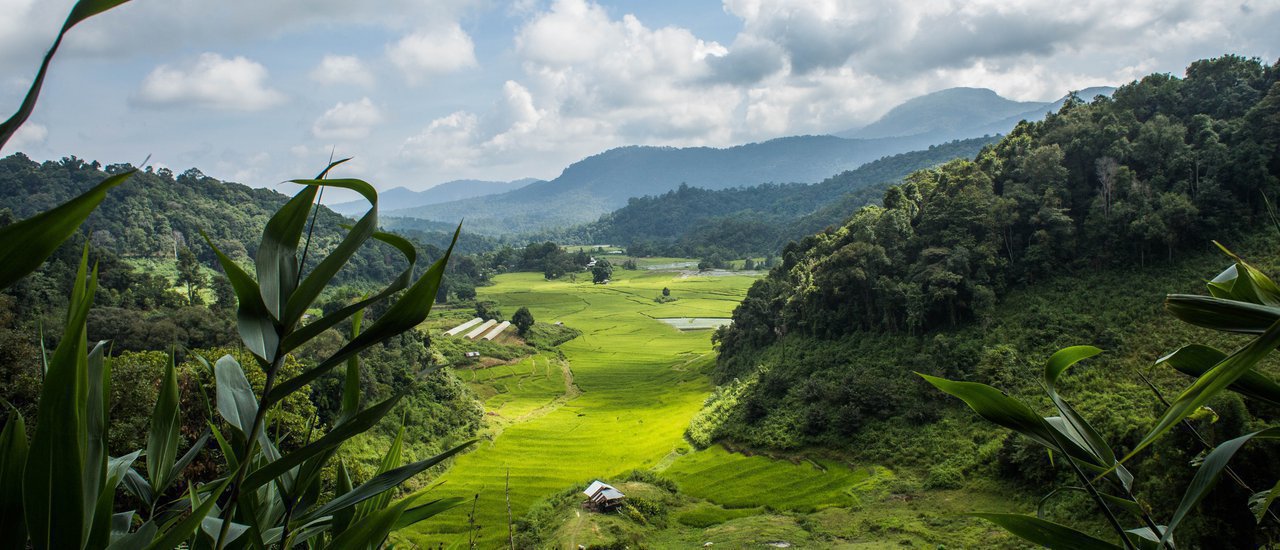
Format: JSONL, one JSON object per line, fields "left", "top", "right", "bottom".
{"left": 175, "top": 246, "right": 205, "bottom": 305}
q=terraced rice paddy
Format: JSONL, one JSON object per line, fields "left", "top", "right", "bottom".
{"left": 661, "top": 445, "right": 889, "bottom": 513}
{"left": 405, "top": 267, "right": 759, "bottom": 547}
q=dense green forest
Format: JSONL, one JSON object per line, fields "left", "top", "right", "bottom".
{"left": 699, "top": 55, "right": 1280, "bottom": 546}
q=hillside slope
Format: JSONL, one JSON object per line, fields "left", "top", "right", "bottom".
{"left": 701, "top": 55, "right": 1280, "bottom": 547}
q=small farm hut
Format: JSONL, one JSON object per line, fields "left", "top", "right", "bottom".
{"left": 582, "top": 480, "right": 625, "bottom": 512}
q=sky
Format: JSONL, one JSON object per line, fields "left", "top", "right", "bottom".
{"left": 0, "top": 0, "right": 1277, "bottom": 202}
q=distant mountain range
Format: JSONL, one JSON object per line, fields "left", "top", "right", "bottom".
{"left": 329, "top": 178, "right": 540, "bottom": 216}
{"left": 385, "top": 85, "right": 1114, "bottom": 235}
{"left": 835, "top": 86, "right": 1115, "bottom": 142}
{"left": 384, "top": 133, "right": 964, "bottom": 234}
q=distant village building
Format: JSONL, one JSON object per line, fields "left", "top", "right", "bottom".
{"left": 464, "top": 351, "right": 480, "bottom": 358}
{"left": 582, "top": 480, "right": 626, "bottom": 512}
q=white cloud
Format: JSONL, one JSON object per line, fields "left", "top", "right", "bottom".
{"left": 135, "top": 53, "right": 285, "bottom": 111}
{"left": 312, "top": 98, "right": 384, "bottom": 139}
{"left": 399, "top": 111, "right": 481, "bottom": 171}
{"left": 310, "top": 55, "right": 375, "bottom": 87}
{"left": 387, "top": 23, "right": 478, "bottom": 83}
{"left": 0, "top": 122, "right": 48, "bottom": 153}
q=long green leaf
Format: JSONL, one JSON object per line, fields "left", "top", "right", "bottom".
{"left": 214, "top": 354, "right": 259, "bottom": 441}
{"left": 281, "top": 178, "right": 379, "bottom": 327}
{"left": 24, "top": 247, "right": 96, "bottom": 550}
{"left": 1165, "top": 294, "right": 1280, "bottom": 335}
{"left": 106, "top": 521, "right": 156, "bottom": 550}
{"left": 919, "top": 373, "right": 1097, "bottom": 464}
{"left": 0, "top": 408, "right": 29, "bottom": 549}
{"left": 1122, "top": 319, "right": 1280, "bottom": 463}
{"left": 326, "top": 498, "right": 412, "bottom": 550}
{"left": 1251, "top": 479, "right": 1280, "bottom": 523}
{"left": 392, "top": 497, "right": 466, "bottom": 530}
{"left": 969, "top": 513, "right": 1122, "bottom": 550}
{"left": 1042, "top": 346, "right": 1129, "bottom": 487}
{"left": 143, "top": 478, "right": 229, "bottom": 550}
{"left": 268, "top": 223, "right": 460, "bottom": 405}
{"left": 256, "top": 186, "right": 318, "bottom": 322}
{"left": 1158, "top": 344, "right": 1280, "bottom": 406}
{"left": 0, "top": 170, "right": 133, "bottom": 290}
{"left": 148, "top": 355, "right": 182, "bottom": 495}
{"left": 296, "top": 440, "right": 474, "bottom": 526}
{"left": 0, "top": 0, "right": 132, "bottom": 148}
{"left": 85, "top": 341, "right": 111, "bottom": 539}
{"left": 331, "top": 459, "right": 355, "bottom": 536}
{"left": 355, "top": 423, "right": 406, "bottom": 521}
{"left": 205, "top": 236, "right": 277, "bottom": 367}
{"left": 1205, "top": 246, "right": 1280, "bottom": 306}
{"left": 89, "top": 451, "right": 141, "bottom": 548}
{"left": 240, "top": 395, "right": 403, "bottom": 494}
{"left": 1161, "top": 427, "right": 1280, "bottom": 545}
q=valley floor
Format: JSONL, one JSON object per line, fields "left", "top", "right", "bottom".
{"left": 403, "top": 267, "right": 1026, "bottom": 548}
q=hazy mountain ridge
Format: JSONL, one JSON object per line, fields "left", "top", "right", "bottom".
{"left": 836, "top": 86, "right": 1116, "bottom": 142}
{"left": 386, "top": 133, "right": 959, "bottom": 234}
{"left": 329, "top": 178, "right": 540, "bottom": 216}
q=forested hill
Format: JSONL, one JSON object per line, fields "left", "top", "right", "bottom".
{"left": 384, "top": 132, "right": 969, "bottom": 235}
{"left": 0, "top": 155, "right": 493, "bottom": 283}
{"left": 704, "top": 52, "right": 1279, "bottom": 457}
{"left": 693, "top": 55, "right": 1279, "bottom": 546}
{"left": 559, "top": 137, "right": 997, "bottom": 257}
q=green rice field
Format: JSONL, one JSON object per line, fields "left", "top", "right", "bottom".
{"left": 662, "top": 445, "right": 892, "bottom": 513}
{"left": 404, "top": 266, "right": 759, "bottom": 547}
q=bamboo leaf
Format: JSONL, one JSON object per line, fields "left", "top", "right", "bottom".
{"left": 1161, "top": 427, "right": 1280, "bottom": 545}
{"left": 326, "top": 499, "right": 412, "bottom": 550}
{"left": 1123, "top": 319, "right": 1280, "bottom": 463}
{"left": 168, "top": 431, "right": 211, "bottom": 493}
{"left": 85, "top": 340, "right": 111, "bottom": 538}
{"left": 1251, "top": 479, "right": 1280, "bottom": 523}
{"left": 106, "top": 521, "right": 156, "bottom": 550}
{"left": 293, "top": 439, "right": 474, "bottom": 526}
{"left": 256, "top": 186, "right": 318, "bottom": 322}
{"left": 919, "top": 373, "right": 1097, "bottom": 464}
{"left": 1042, "top": 346, "right": 1126, "bottom": 485}
{"left": 240, "top": 395, "right": 403, "bottom": 494}
{"left": 0, "top": 407, "right": 29, "bottom": 549}
{"left": 214, "top": 354, "right": 259, "bottom": 441}
{"left": 393, "top": 497, "right": 466, "bottom": 530}
{"left": 355, "top": 423, "right": 406, "bottom": 521}
{"left": 143, "top": 478, "right": 229, "bottom": 550}
{"left": 0, "top": 170, "right": 133, "bottom": 290}
{"left": 89, "top": 451, "right": 141, "bottom": 548}
{"left": 147, "top": 355, "right": 182, "bottom": 495}
{"left": 24, "top": 247, "right": 96, "bottom": 550}
{"left": 268, "top": 224, "right": 460, "bottom": 405}
{"left": 968, "top": 513, "right": 1122, "bottom": 550}
{"left": 121, "top": 468, "right": 154, "bottom": 511}
{"left": 279, "top": 230, "right": 416, "bottom": 354}
{"left": 205, "top": 236, "right": 277, "bottom": 366}
{"left": 1164, "top": 294, "right": 1280, "bottom": 336}
{"left": 281, "top": 178, "right": 380, "bottom": 327}
{"left": 0, "top": 0, "right": 133, "bottom": 149}
{"left": 331, "top": 459, "right": 354, "bottom": 536}
{"left": 1158, "top": 344, "right": 1280, "bottom": 406}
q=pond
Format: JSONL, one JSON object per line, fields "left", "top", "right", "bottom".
{"left": 655, "top": 317, "right": 732, "bottom": 331}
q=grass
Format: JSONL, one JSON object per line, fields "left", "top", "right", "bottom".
{"left": 402, "top": 266, "right": 758, "bottom": 547}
